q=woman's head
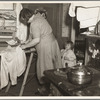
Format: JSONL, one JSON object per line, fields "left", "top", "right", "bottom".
{"left": 34, "top": 7, "right": 47, "bottom": 19}
{"left": 65, "top": 41, "right": 74, "bottom": 50}
{"left": 19, "top": 8, "right": 34, "bottom": 25}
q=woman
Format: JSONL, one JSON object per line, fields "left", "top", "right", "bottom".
{"left": 19, "top": 8, "right": 63, "bottom": 92}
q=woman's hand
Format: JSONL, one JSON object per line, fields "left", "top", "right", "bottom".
{"left": 21, "top": 40, "right": 30, "bottom": 45}
{"left": 20, "top": 44, "right": 27, "bottom": 50}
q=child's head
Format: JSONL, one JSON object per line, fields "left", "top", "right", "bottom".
{"left": 65, "top": 41, "right": 74, "bottom": 50}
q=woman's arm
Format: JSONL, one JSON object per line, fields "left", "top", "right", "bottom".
{"left": 21, "top": 33, "right": 33, "bottom": 45}
{"left": 21, "top": 18, "right": 41, "bottom": 49}
{"left": 21, "top": 37, "right": 40, "bottom": 49}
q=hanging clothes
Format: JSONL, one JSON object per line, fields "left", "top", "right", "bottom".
{"left": 14, "top": 3, "right": 27, "bottom": 43}
{"left": 0, "top": 3, "right": 27, "bottom": 89}
{"left": 69, "top": 3, "right": 100, "bottom": 29}
{"left": 69, "top": 3, "right": 100, "bottom": 17}
{"left": 0, "top": 46, "right": 26, "bottom": 89}
{"left": 77, "top": 7, "right": 100, "bottom": 28}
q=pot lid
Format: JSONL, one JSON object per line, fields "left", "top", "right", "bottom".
{"left": 70, "top": 65, "right": 91, "bottom": 75}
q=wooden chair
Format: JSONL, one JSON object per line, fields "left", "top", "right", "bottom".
{"left": 5, "top": 48, "right": 37, "bottom": 96}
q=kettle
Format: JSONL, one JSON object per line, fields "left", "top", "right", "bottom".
{"left": 67, "top": 63, "right": 93, "bottom": 85}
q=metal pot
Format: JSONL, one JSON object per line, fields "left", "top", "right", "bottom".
{"left": 67, "top": 64, "right": 93, "bottom": 85}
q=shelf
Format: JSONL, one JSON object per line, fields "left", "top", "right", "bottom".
{"left": 0, "top": 29, "right": 14, "bottom": 41}
{"left": 0, "top": 38, "right": 12, "bottom": 42}
{"left": 0, "top": 29, "right": 15, "bottom": 32}
{"left": 86, "top": 34, "right": 100, "bottom": 38}
{"left": 0, "top": 36, "right": 12, "bottom": 38}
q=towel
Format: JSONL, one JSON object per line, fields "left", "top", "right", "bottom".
{"left": 77, "top": 7, "right": 100, "bottom": 28}
{"left": 69, "top": 3, "right": 100, "bottom": 28}
{"left": 69, "top": 3, "right": 100, "bottom": 17}
{"left": 14, "top": 3, "right": 27, "bottom": 43}
{"left": 0, "top": 46, "right": 26, "bottom": 89}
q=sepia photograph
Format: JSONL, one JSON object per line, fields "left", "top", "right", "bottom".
{"left": 0, "top": 1, "right": 99, "bottom": 99}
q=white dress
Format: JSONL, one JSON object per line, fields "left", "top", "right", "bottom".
{"left": 61, "top": 49, "right": 76, "bottom": 68}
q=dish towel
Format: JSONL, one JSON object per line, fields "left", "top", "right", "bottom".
{"left": 0, "top": 46, "right": 26, "bottom": 89}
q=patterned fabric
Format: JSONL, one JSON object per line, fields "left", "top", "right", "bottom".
{"left": 0, "top": 46, "right": 26, "bottom": 89}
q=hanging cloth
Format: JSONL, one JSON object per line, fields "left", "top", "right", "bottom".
{"left": 14, "top": 3, "right": 27, "bottom": 43}
{"left": 0, "top": 46, "right": 26, "bottom": 89}
{"left": 69, "top": 3, "right": 100, "bottom": 28}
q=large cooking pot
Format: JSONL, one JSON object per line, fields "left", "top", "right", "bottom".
{"left": 67, "top": 64, "right": 93, "bottom": 85}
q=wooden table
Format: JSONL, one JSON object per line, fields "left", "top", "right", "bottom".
{"left": 44, "top": 67, "right": 100, "bottom": 96}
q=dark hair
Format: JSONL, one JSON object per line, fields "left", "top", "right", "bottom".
{"left": 65, "top": 41, "right": 74, "bottom": 50}
{"left": 34, "top": 7, "right": 47, "bottom": 19}
{"left": 19, "top": 8, "right": 34, "bottom": 25}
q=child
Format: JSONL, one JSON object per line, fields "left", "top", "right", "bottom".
{"left": 61, "top": 41, "right": 76, "bottom": 68}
